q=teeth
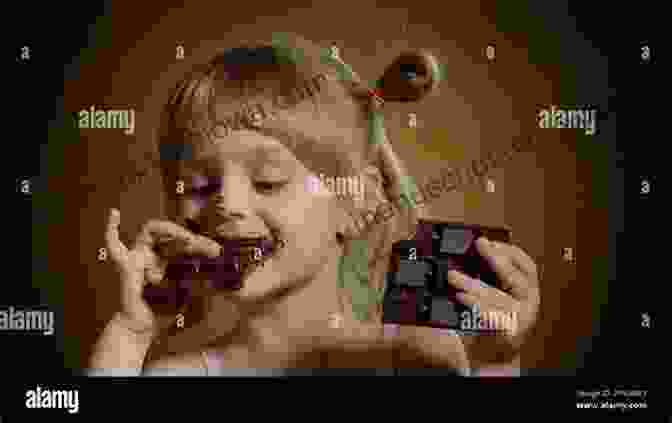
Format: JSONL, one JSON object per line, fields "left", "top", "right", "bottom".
{"left": 211, "top": 237, "right": 277, "bottom": 291}
{"left": 160, "top": 234, "right": 281, "bottom": 293}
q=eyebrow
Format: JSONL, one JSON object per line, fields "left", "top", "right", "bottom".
{"left": 255, "top": 126, "right": 359, "bottom": 177}
{"left": 248, "top": 145, "right": 297, "bottom": 167}
{"left": 255, "top": 126, "right": 318, "bottom": 155}
{"left": 183, "top": 143, "right": 295, "bottom": 173}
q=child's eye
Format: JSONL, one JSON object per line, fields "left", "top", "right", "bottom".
{"left": 253, "top": 180, "right": 287, "bottom": 193}
{"left": 188, "top": 183, "right": 220, "bottom": 196}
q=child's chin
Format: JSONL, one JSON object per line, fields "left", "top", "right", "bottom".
{"left": 227, "top": 257, "right": 273, "bottom": 293}
{"left": 227, "top": 257, "right": 316, "bottom": 303}
{"left": 212, "top": 246, "right": 289, "bottom": 299}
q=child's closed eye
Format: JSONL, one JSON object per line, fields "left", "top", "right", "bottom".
{"left": 253, "top": 179, "right": 289, "bottom": 194}
{"left": 184, "top": 178, "right": 289, "bottom": 196}
{"left": 188, "top": 183, "right": 221, "bottom": 196}
{"left": 252, "top": 165, "right": 292, "bottom": 194}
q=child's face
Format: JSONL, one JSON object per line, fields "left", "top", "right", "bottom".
{"left": 167, "top": 128, "right": 346, "bottom": 299}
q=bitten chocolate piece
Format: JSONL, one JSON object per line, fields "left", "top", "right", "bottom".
{"left": 143, "top": 236, "right": 282, "bottom": 310}
{"left": 259, "top": 238, "right": 276, "bottom": 256}
{"left": 200, "top": 256, "right": 243, "bottom": 290}
{"left": 142, "top": 284, "right": 191, "bottom": 313}
{"left": 164, "top": 256, "right": 199, "bottom": 281}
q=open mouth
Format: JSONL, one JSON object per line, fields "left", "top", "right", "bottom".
{"left": 183, "top": 219, "right": 283, "bottom": 290}
{"left": 205, "top": 236, "right": 280, "bottom": 290}
{"left": 142, "top": 222, "right": 284, "bottom": 309}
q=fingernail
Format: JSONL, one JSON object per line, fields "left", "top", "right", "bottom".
{"left": 447, "top": 270, "right": 465, "bottom": 284}
{"left": 467, "top": 277, "right": 487, "bottom": 289}
{"left": 383, "top": 324, "right": 400, "bottom": 338}
{"left": 465, "top": 277, "right": 479, "bottom": 289}
{"left": 447, "top": 270, "right": 460, "bottom": 278}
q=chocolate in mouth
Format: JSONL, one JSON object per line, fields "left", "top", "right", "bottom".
{"left": 143, "top": 221, "right": 281, "bottom": 309}
{"left": 193, "top": 236, "right": 277, "bottom": 291}
{"left": 215, "top": 237, "right": 276, "bottom": 256}
{"left": 185, "top": 219, "right": 275, "bottom": 252}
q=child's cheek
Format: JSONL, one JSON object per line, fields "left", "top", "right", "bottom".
{"left": 176, "top": 195, "right": 207, "bottom": 219}
{"left": 191, "top": 174, "right": 210, "bottom": 188}
{"left": 188, "top": 175, "right": 211, "bottom": 209}
{"left": 188, "top": 196, "right": 208, "bottom": 210}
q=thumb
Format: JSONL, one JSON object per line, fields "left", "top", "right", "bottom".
{"left": 105, "top": 208, "right": 129, "bottom": 265}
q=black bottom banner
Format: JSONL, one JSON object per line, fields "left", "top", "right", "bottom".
{"left": 2, "top": 377, "right": 663, "bottom": 420}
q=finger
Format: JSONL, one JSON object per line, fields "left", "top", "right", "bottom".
{"left": 455, "top": 291, "right": 482, "bottom": 309}
{"left": 446, "top": 270, "right": 507, "bottom": 301}
{"left": 474, "top": 238, "right": 529, "bottom": 299}
{"left": 478, "top": 237, "right": 537, "bottom": 278}
{"left": 400, "top": 325, "right": 470, "bottom": 373}
{"left": 507, "top": 244, "right": 539, "bottom": 280}
{"left": 453, "top": 290, "right": 518, "bottom": 336}
{"left": 105, "top": 208, "right": 128, "bottom": 264}
{"left": 454, "top": 289, "right": 504, "bottom": 313}
{"left": 134, "top": 220, "right": 221, "bottom": 258}
{"left": 447, "top": 271, "right": 516, "bottom": 314}
{"left": 122, "top": 249, "right": 152, "bottom": 299}
{"left": 446, "top": 270, "right": 489, "bottom": 294}
{"left": 475, "top": 307, "right": 517, "bottom": 332}
{"left": 144, "top": 251, "right": 168, "bottom": 285}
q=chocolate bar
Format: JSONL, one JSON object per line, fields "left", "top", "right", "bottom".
{"left": 142, "top": 235, "right": 283, "bottom": 311}
{"left": 382, "top": 220, "right": 511, "bottom": 330}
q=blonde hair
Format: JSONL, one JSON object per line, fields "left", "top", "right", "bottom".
{"left": 156, "top": 33, "right": 438, "bottom": 325}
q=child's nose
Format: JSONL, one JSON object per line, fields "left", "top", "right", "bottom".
{"left": 209, "top": 176, "right": 253, "bottom": 217}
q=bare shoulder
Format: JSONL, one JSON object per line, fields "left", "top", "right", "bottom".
{"left": 142, "top": 351, "right": 207, "bottom": 376}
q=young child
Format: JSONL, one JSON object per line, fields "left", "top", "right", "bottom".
{"left": 88, "top": 34, "right": 539, "bottom": 376}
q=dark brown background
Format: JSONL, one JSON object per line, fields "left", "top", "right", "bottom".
{"left": 51, "top": 0, "right": 605, "bottom": 371}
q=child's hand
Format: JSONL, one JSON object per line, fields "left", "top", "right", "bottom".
{"left": 104, "top": 209, "right": 221, "bottom": 340}
{"left": 399, "top": 326, "right": 471, "bottom": 372}
{"left": 304, "top": 323, "right": 470, "bottom": 372}
{"left": 447, "top": 238, "right": 540, "bottom": 361}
